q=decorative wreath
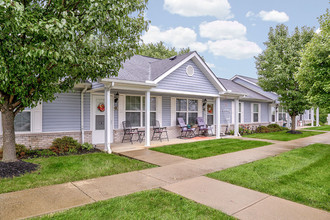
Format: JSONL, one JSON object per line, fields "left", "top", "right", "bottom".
{"left": 207, "top": 105, "right": 213, "bottom": 114}
{"left": 97, "top": 103, "right": 105, "bottom": 112}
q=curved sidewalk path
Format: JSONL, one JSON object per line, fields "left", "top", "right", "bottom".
{"left": 1, "top": 132, "right": 329, "bottom": 219}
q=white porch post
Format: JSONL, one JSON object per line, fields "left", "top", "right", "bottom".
{"left": 311, "top": 108, "right": 314, "bottom": 127}
{"left": 145, "top": 90, "right": 151, "bottom": 147}
{"left": 216, "top": 96, "right": 221, "bottom": 139}
{"left": 104, "top": 86, "right": 112, "bottom": 153}
{"left": 234, "top": 98, "right": 239, "bottom": 136}
{"left": 316, "top": 107, "right": 320, "bottom": 126}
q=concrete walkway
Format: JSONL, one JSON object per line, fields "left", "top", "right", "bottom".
{"left": 0, "top": 132, "right": 329, "bottom": 219}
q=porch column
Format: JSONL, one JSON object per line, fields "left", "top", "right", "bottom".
{"left": 234, "top": 98, "right": 239, "bottom": 136}
{"left": 145, "top": 90, "right": 151, "bottom": 147}
{"left": 316, "top": 107, "right": 320, "bottom": 126}
{"left": 216, "top": 96, "right": 221, "bottom": 139}
{"left": 104, "top": 86, "right": 112, "bottom": 153}
{"left": 311, "top": 108, "right": 314, "bottom": 127}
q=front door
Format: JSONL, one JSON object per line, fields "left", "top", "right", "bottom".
{"left": 92, "top": 94, "right": 114, "bottom": 144}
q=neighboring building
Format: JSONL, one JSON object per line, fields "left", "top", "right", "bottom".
{"left": 0, "top": 52, "right": 318, "bottom": 150}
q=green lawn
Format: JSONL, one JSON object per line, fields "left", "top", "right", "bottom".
{"left": 303, "top": 125, "right": 330, "bottom": 131}
{"left": 35, "top": 189, "right": 234, "bottom": 220}
{"left": 243, "top": 130, "right": 323, "bottom": 141}
{"left": 0, "top": 153, "right": 155, "bottom": 194}
{"left": 150, "top": 138, "right": 272, "bottom": 159}
{"left": 207, "top": 144, "right": 330, "bottom": 211}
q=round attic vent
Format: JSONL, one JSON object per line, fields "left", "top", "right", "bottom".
{"left": 186, "top": 65, "right": 194, "bottom": 77}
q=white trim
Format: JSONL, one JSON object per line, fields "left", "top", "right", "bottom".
{"left": 171, "top": 97, "right": 176, "bottom": 126}
{"left": 145, "top": 91, "right": 151, "bottom": 147}
{"left": 101, "top": 78, "right": 157, "bottom": 87}
{"left": 150, "top": 88, "right": 219, "bottom": 97}
{"left": 239, "top": 101, "right": 244, "bottom": 124}
{"left": 216, "top": 96, "right": 221, "bottom": 138}
{"left": 230, "top": 75, "right": 259, "bottom": 87}
{"left": 251, "top": 103, "right": 261, "bottom": 123}
{"left": 31, "top": 103, "right": 43, "bottom": 133}
{"left": 156, "top": 96, "right": 162, "bottom": 127}
{"left": 198, "top": 99, "right": 203, "bottom": 117}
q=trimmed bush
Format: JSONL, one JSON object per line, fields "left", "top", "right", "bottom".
{"left": 16, "top": 144, "right": 28, "bottom": 158}
{"left": 256, "top": 126, "right": 269, "bottom": 133}
{"left": 50, "top": 136, "right": 81, "bottom": 155}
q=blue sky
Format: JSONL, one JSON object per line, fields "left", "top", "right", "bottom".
{"left": 142, "top": 0, "right": 328, "bottom": 79}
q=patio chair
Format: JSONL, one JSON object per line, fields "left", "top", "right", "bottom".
{"left": 177, "top": 117, "right": 196, "bottom": 138}
{"left": 122, "top": 121, "right": 139, "bottom": 144}
{"left": 196, "top": 117, "right": 213, "bottom": 136}
{"left": 152, "top": 120, "right": 169, "bottom": 142}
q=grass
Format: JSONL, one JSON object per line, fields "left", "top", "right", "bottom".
{"left": 303, "top": 125, "right": 330, "bottom": 131}
{"left": 35, "top": 189, "right": 234, "bottom": 220}
{"left": 243, "top": 130, "right": 323, "bottom": 141}
{"left": 150, "top": 138, "right": 272, "bottom": 159}
{"left": 207, "top": 143, "right": 330, "bottom": 211}
{"left": 0, "top": 153, "right": 155, "bottom": 194}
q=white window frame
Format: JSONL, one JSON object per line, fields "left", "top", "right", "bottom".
{"left": 124, "top": 95, "right": 157, "bottom": 128}
{"left": 176, "top": 98, "right": 199, "bottom": 125}
{"left": 270, "top": 105, "right": 276, "bottom": 122}
{"left": 251, "top": 103, "right": 261, "bottom": 123}
{"left": 14, "top": 109, "right": 32, "bottom": 132}
{"left": 278, "top": 106, "right": 286, "bottom": 121}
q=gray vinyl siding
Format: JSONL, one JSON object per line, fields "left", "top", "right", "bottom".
{"left": 43, "top": 92, "right": 90, "bottom": 132}
{"left": 261, "top": 103, "right": 269, "bottom": 122}
{"left": 162, "top": 96, "right": 171, "bottom": 126}
{"left": 233, "top": 78, "right": 278, "bottom": 100}
{"left": 244, "top": 101, "right": 252, "bottom": 123}
{"left": 156, "top": 60, "right": 219, "bottom": 94}
{"left": 220, "top": 99, "right": 232, "bottom": 124}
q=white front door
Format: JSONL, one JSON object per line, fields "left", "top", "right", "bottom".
{"left": 92, "top": 94, "right": 114, "bottom": 144}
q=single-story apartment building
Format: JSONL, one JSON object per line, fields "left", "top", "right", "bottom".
{"left": 0, "top": 51, "right": 319, "bottom": 152}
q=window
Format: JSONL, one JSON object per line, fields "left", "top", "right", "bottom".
{"left": 238, "top": 102, "right": 243, "bottom": 123}
{"left": 207, "top": 103, "right": 214, "bottom": 125}
{"left": 252, "top": 104, "right": 260, "bottom": 123}
{"left": 14, "top": 109, "right": 31, "bottom": 132}
{"left": 271, "top": 106, "right": 276, "bottom": 122}
{"left": 278, "top": 106, "right": 286, "bottom": 121}
{"left": 125, "top": 96, "right": 156, "bottom": 127}
{"left": 176, "top": 98, "right": 198, "bottom": 125}
{"left": 308, "top": 110, "right": 311, "bottom": 120}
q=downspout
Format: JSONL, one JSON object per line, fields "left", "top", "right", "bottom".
{"left": 81, "top": 86, "right": 88, "bottom": 144}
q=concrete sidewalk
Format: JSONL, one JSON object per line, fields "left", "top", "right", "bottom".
{"left": 0, "top": 132, "right": 329, "bottom": 219}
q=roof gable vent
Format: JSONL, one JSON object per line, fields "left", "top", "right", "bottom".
{"left": 186, "top": 65, "right": 194, "bottom": 77}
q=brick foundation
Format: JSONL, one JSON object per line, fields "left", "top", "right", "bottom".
{"left": 0, "top": 131, "right": 92, "bottom": 149}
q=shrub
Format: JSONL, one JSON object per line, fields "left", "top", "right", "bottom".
{"left": 16, "top": 144, "right": 28, "bottom": 158}
{"left": 256, "top": 126, "right": 269, "bottom": 133}
{"left": 37, "top": 149, "right": 57, "bottom": 157}
{"left": 81, "top": 142, "right": 94, "bottom": 151}
{"left": 50, "top": 136, "right": 81, "bottom": 155}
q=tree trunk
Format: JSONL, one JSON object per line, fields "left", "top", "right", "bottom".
{"left": 291, "top": 114, "right": 296, "bottom": 131}
{"left": 1, "top": 104, "right": 17, "bottom": 162}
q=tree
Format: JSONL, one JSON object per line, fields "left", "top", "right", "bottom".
{"left": 0, "top": 0, "right": 148, "bottom": 162}
{"left": 255, "top": 24, "right": 315, "bottom": 132}
{"left": 297, "top": 9, "right": 330, "bottom": 112}
{"left": 138, "top": 41, "right": 190, "bottom": 59}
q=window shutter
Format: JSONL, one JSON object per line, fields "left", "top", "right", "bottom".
{"left": 118, "top": 94, "right": 125, "bottom": 129}
{"left": 231, "top": 101, "right": 234, "bottom": 124}
{"left": 32, "top": 103, "right": 43, "bottom": 132}
{"left": 171, "top": 97, "right": 176, "bottom": 126}
{"left": 198, "top": 99, "right": 203, "bottom": 117}
{"left": 156, "top": 96, "right": 162, "bottom": 126}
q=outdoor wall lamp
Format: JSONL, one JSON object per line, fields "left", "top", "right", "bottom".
{"left": 114, "top": 92, "right": 119, "bottom": 104}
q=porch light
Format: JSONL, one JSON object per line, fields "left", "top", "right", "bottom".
{"left": 114, "top": 92, "right": 119, "bottom": 104}
{"left": 202, "top": 99, "right": 207, "bottom": 107}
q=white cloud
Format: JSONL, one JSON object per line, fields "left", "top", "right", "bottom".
{"left": 208, "top": 39, "right": 262, "bottom": 60}
{"left": 315, "top": 28, "right": 321, "bottom": 34}
{"left": 246, "top": 11, "right": 255, "bottom": 18}
{"left": 164, "top": 0, "right": 233, "bottom": 19}
{"left": 200, "top": 20, "right": 247, "bottom": 40}
{"left": 258, "top": 10, "right": 289, "bottom": 23}
{"left": 142, "top": 25, "right": 207, "bottom": 52}
{"left": 206, "top": 62, "right": 215, "bottom": 68}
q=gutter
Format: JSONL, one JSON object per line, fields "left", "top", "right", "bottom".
{"left": 81, "top": 86, "right": 88, "bottom": 144}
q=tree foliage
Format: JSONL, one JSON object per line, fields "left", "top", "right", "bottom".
{"left": 297, "top": 9, "right": 330, "bottom": 112}
{"left": 0, "top": 0, "right": 148, "bottom": 162}
{"left": 255, "top": 24, "right": 315, "bottom": 131}
{"left": 138, "top": 41, "right": 190, "bottom": 59}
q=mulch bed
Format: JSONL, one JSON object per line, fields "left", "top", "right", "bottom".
{"left": 0, "top": 160, "right": 39, "bottom": 179}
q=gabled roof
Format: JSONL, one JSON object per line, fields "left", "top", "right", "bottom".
{"left": 218, "top": 78, "right": 272, "bottom": 101}
{"left": 230, "top": 75, "right": 259, "bottom": 85}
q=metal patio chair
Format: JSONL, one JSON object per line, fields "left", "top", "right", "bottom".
{"left": 122, "top": 121, "right": 139, "bottom": 144}
{"left": 177, "top": 117, "right": 196, "bottom": 138}
{"left": 196, "top": 117, "right": 213, "bottom": 136}
{"left": 152, "top": 120, "right": 169, "bottom": 142}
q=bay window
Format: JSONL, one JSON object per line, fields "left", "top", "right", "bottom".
{"left": 176, "top": 98, "right": 198, "bottom": 125}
